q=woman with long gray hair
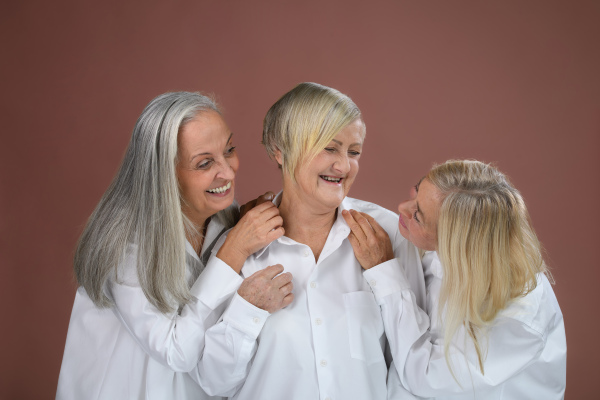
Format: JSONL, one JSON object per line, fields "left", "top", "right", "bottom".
{"left": 56, "top": 92, "right": 293, "bottom": 400}
{"left": 345, "top": 160, "right": 566, "bottom": 399}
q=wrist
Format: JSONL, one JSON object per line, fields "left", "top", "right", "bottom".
{"left": 217, "top": 238, "right": 249, "bottom": 273}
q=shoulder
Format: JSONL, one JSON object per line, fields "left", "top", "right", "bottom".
{"left": 497, "top": 274, "right": 564, "bottom": 338}
{"left": 213, "top": 202, "right": 241, "bottom": 231}
{"left": 342, "top": 197, "right": 399, "bottom": 235}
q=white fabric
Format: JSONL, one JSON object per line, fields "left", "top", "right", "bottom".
{"left": 365, "top": 251, "right": 567, "bottom": 399}
{"left": 56, "top": 215, "right": 267, "bottom": 400}
{"left": 207, "top": 194, "right": 426, "bottom": 400}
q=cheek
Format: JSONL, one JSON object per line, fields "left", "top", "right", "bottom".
{"left": 229, "top": 154, "right": 240, "bottom": 174}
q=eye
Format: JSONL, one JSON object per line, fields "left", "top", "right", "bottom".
{"left": 197, "top": 159, "right": 213, "bottom": 169}
{"left": 348, "top": 150, "right": 361, "bottom": 157}
{"left": 413, "top": 210, "right": 420, "bottom": 223}
{"left": 225, "top": 146, "right": 236, "bottom": 157}
{"left": 324, "top": 147, "right": 336, "bottom": 153}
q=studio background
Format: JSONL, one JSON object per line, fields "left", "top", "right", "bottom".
{"left": 1, "top": 1, "right": 598, "bottom": 398}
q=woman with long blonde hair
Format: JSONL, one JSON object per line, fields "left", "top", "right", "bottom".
{"left": 344, "top": 159, "right": 566, "bottom": 399}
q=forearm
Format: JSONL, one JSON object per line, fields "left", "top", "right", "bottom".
{"left": 189, "top": 293, "right": 269, "bottom": 396}
{"left": 111, "top": 256, "right": 244, "bottom": 372}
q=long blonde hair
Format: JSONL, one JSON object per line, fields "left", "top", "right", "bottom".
{"left": 74, "top": 92, "right": 237, "bottom": 314}
{"left": 428, "top": 160, "right": 546, "bottom": 376}
{"left": 262, "top": 82, "right": 363, "bottom": 179}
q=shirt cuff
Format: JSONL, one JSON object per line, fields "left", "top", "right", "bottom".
{"left": 191, "top": 256, "right": 244, "bottom": 309}
{"left": 222, "top": 292, "right": 270, "bottom": 339}
{"left": 363, "top": 258, "right": 412, "bottom": 304}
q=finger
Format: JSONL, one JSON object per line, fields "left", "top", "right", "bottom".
{"left": 265, "top": 215, "right": 283, "bottom": 229}
{"left": 258, "top": 205, "right": 281, "bottom": 220}
{"left": 350, "top": 209, "right": 374, "bottom": 243}
{"left": 281, "top": 293, "right": 294, "bottom": 308}
{"left": 266, "top": 226, "right": 285, "bottom": 242}
{"left": 342, "top": 209, "right": 367, "bottom": 242}
{"left": 262, "top": 264, "right": 285, "bottom": 279}
{"left": 239, "top": 199, "right": 257, "bottom": 218}
{"left": 347, "top": 232, "right": 361, "bottom": 251}
{"left": 256, "top": 191, "right": 275, "bottom": 205}
{"left": 359, "top": 212, "right": 383, "bottom": 232}
{"left": 272, "top": 271, "right": 293, "bottom": 287}
{"left": 279, "top": 281, "right": 293, "bottom": 296}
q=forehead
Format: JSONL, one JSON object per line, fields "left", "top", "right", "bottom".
{"left": 331, "top": 119, "right": 365, "bottom": 143}
{"left": 178, "top": 111, "right": 230, "bottom": 155}
{"left": 417, "top": 179, "right": 443, "bottom": 219}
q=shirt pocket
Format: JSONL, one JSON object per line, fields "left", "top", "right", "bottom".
{"left": 343, "top": 291, "right": 385, "bottom": 365}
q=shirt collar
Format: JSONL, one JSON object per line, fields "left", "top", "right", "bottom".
{"left": 184, "top": 215, "right": 227, "bottom": 262}
{"left": 254, "top": 191, "right": 352, "bottom": 259}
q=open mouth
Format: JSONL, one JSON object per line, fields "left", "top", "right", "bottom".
{"left": 206, "top": 181, "right": 232, "bottom": 194}
{"left": 320, "top": 175, "right": 342, "bottom": 184}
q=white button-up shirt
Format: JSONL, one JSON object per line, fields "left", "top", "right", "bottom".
{"left": 57, "top": 211, "right": 265, "bottom": 400}
{"left": 364, "top": 251, "right": 567, "bottom": 399}
{"left": 207, "top": 195, "right": 426, "bottom": 400}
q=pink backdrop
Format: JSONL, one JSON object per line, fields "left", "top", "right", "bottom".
{"left": 2, "top": 1, "right": 598, "bottom": 398}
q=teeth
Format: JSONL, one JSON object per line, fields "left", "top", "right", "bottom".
{"left": 321, "top": 176, "right": 342, "bottom": 183}
{"left": 207, "top": 181, "right": 232, "bottom": 193}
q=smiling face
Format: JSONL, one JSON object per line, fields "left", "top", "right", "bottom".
{"left": 176, "top": 111, "right": 239, "bottom": 228}
{"left": 278, "top": 118, "right": 365, "bottom": 213}
{"left": 397, "top": 178, "right": 442, "bottom": 251}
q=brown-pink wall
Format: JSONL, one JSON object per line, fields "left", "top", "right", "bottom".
{"left": 2, "top": 1, "right": 598, "bottom": 398}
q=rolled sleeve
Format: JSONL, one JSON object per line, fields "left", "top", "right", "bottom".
{"left": 222, "top": 292, "right": 270, "bottom": 339}
{"left": 364, "top": 258, "right": 412, "bottom": 304}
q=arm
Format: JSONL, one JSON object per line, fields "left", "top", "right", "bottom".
{"left": 344, "top": 210, "right": 546, "bottom": 397}
{"left": 364, "top": 263, "right": 545, "bottom": 397}
{"left": 109, "top": 253, "right": 244, "bottom": 372}
{"left": 189, "top": 264, "right": 294, "bottom": 396}
{"left": 110, "top": 193, "right": 286, "bottom": 373}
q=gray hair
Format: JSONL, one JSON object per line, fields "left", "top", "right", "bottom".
{"left": 74, "top": 92, "right": 236, "bottom": 313}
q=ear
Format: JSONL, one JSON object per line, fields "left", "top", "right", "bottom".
{"left": 274, "top": 148, "right": 283, "bottom": 166}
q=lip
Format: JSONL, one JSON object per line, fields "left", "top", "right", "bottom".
{"left": 398, "top": 213, "right": 408, "bottom": 230}
{"left": 206, "top": 182, "right": 233, "bottom": 197}
{"left": 319, "top": 175, "right": 343, "bottom": 185}
{"left": 206, "top": 187, "right": 232, "bottom": 197}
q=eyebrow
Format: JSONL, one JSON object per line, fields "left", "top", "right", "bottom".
{"left": 190, "top": 132, "right": 233, "bottom": 162}
{"left": 415, "top": 176, "right": 424, "bottom": 192}
{"left": 331, "top": 139, "right": 363, "bottom": 147}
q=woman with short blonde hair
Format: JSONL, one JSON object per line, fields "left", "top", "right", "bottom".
{"left": 345, "top": 159, "right": 566, "bottom": 399}
{"left": 207, "top": 82, "right": 426, "bottom": 400}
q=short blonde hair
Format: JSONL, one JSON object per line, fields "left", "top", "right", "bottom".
{"left": 427, "top": 160, "right": 546, "bottom": 379}
{"left": 262, "top": 82, "right": 363, "bottom": 179}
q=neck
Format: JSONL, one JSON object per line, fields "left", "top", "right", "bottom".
{"left": 186, "top": 217, "right": 208, "bottom": 255}
{"left": 278, "top": 191, "right": 337, "bottom": 260}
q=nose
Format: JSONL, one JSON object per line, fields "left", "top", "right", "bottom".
{"left": 215, "top": 158, "right": 236, "bottom": 181}
{"left": 397, "top": 198, "right": 415, "bottom": 218}
{"left": 333, "top": 153, "right": 351, "bottom": 174}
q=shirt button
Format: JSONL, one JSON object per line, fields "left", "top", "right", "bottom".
{"left": 303, "top": 250, "right": 310, "bottom": 257}
{"left": 310, "top": 281, "right": 317, "bottom": 289}
{"left": 315, "top": 318, "right": 322, "bottom": 325}
{"left": 370, "top": 279, "right": 377, "bottom": 287}
{"left": 320, "top": 359, "right": 327, "bottom": 367}
{"left": 325, "top": 397, "right": 332, "bottom": 400}
{"left": 252, "top": 317, "right": 260, "bottom": 324}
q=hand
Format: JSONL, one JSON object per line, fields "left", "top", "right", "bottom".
{"left": 342, "top": 209, "right": 394, "bottom": 270}
{"left": 238, "top": 264, "right": 294, "bottom": 313}
{"left": 217, "top": 201, "right": 284, "bottom": 272}
{"left": 239, "top": 191, "right": 275, "bottom": 219}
